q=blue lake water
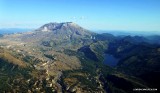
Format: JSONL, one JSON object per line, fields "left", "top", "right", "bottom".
{"left": 103, "top": 54, "right": 119, "bottom": 67}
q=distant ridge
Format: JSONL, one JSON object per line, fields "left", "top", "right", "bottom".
{"left": 0, "top": 28, "right": 34, "bottom": 35}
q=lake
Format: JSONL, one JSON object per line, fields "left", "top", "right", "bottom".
{"left": 103, "top": 54, "right": 119, "bottom": 67}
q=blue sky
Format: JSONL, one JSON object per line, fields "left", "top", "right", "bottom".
{"left": 0, "top": 0, "right": 160, "bottom": 31}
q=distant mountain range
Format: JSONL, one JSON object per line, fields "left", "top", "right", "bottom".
{"left": 95, "top": 30, "right": 160, "bottom": 36}
{"left": 0, "top": 28, "right": 34, "bottom": 34}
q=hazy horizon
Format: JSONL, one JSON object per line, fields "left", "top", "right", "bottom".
{"left": 1, "top": 26, "right": 160, "bottom": 36}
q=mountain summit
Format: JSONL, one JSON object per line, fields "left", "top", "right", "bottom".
{"left": 37, "top": 22, "right": 92, "bottom": 36}
{"left": 39, "top": 22, "right": 80, "bottom": 31}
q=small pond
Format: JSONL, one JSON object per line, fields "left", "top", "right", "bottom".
{"left": 103, "top": 54, "right": 119, "bottom": 67}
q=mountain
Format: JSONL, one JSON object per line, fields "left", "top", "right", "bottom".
{"left": 145, "top": 35, "right": 160, "bottom": 44}
{"left": 116, "top": 44, "right": 160, "bottom": 88}
{"left": 0, "top": 22, "right": 160, "bottom": 93}
{"left": 3, "top": 22, "right": 96, "bottom": 50}
{"left": 106, "top": 36, "right": 160, "bottom": 88}
{"left": 0, "top": 47, "right": 32, "bottom": 92}
{"left": 96, "top": 30, "right": 160, "bottom": 36}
